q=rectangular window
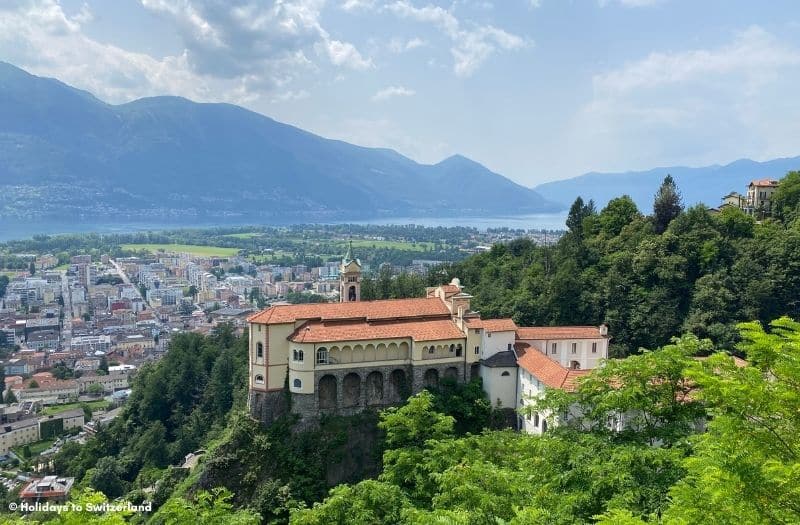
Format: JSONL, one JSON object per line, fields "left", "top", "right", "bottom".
{"left": 507, "top": 343, "right": 513, "bottom": 351}
{"left": 592, "top": 342, "right": 597, "bottom": 353}
{"left": 474, "top": 346, "right": 480, "bottom": 355}
{"left": 551, "top": 342, "right": 557, "bottom": 354}
{"left": 571, "top": 342, "right": 577, "bottom": 354}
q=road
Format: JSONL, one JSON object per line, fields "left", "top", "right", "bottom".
{"left": 60, "top": 270, "right": 73, "bottom": 341}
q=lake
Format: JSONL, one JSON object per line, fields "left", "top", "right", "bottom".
{"left": 0, "top": 213, "right": 568, "bottom": 242}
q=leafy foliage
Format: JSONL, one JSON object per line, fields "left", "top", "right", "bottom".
{"left": 444, "top": 171, "right": 800, "bottom": 355}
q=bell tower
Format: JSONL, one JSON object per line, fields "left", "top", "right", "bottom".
{"left": 339, "top": 240, "right": 362, "bottom": 302}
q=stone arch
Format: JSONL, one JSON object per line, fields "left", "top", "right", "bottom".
{"left": 343, "top": 373, "right": 361, "bottom": 408}
{"left": 366, "top": 371, "right": 384, "bottom": 405}
{"left": 376, "top": 343, "right": 388, "bottom": 361}
{"left": 319, "top": 375, "right": 337, "bottom": 410}
{"left": 387, "top": 342, "right": 399, "bottom": 360}
{"left": 364, "top": 344, "right": 376, "bottom": 361}
{"left": 424, "top": 368, "right": 439, "bottom": 388}
{"left": 444, "top": 367, "right": 459, "bottom": 380}
{"left": 470, "top": 363, "right": 480, "bottom": 381}
{"left": 389, "top": 369, "right": 408, "bottom": 403}
{"left": 399, "top": 342, "right": 410, "bottom": 359}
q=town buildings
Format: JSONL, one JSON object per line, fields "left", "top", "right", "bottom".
{"left": 721, "top": 178, "right": 780, "bottom": 217}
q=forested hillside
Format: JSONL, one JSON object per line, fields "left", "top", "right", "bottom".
{"left": 4, "top": 173, "right": 800, "bottom": 524}
{"left": 445, "top": 172, "right": 800, "bottom": 356}
{"left": 293, "top": 321, "right": 800, "bottom": 523}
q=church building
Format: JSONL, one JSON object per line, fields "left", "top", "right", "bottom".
{"left": 247, "top": 246, "right": 610, "bottom": 430}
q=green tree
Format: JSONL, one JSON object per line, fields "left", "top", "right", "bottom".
{"left": 664, "top": 318, "right": 800, "bottom": 524}
{"left": 533, "top": 334, "right": 709, "bottom": 446}
{"left": 599, "top": 196, "right": 642, "bottom": 237}
{"left": 28, "top": 379, "right": 39, "bottom": 388}
{"left": 29, "top": 261, "right": 36, "bottom": 275}
{"left": 156, "top": 488, "right": 260, "bottom": 525}
{"left": 652, "top": 174, "right": 683, "bottom": 234}
{"left": 87, "top": 382, "right": 104, "bottom": 395}
{"left": 88, "top": 456, "right": 127, "bottom": 499}
{"left": 5, "top": 388, "right": 17, "bottom": 403}
{"left": 98, "top": 355, "right": 109, "bottom": 374}
{"left": 772, "top": 170, "right": 800, "bottom": 223}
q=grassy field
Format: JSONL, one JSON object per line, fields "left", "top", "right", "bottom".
{"left": 40, "top": 399, "right": 110, "bottom": 416}
{"left": 345, "top": 239, "right": 435, "bottom": 251}
{"left": 224, "top": 232, "right": 263, "bottom": 239}
{"left": 13, "top": 438, "right": 55, "bottom": 458}
{"left": 121, "top": 243, "right": 240, "bottom": 257}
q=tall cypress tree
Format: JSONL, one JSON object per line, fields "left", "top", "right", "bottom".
{"left": 653, "top": 174, "right": 683, "bottom": 234}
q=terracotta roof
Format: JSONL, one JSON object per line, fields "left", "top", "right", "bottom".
{"left": 516, "top": 326, "right": 603, "bottom": 340}
{"left": 248, "top": 297, "right": 451, "bottom": 325}
{"left": 440, "top": 284, "right": 461, "bottom": 296}
{"left": 749, "top": 178, "right": 779, "bottom": 187}
{"left": 288, "top": 318, "right": 465, "bottom": 344}
{"left": 481, "top": 318, "right": 517, "bottom": 332}
{"left": 515, "top": 343, "right": 588, "bottom": 392}
{"left": 464, "top": 318, "right": 484, "bottom": 328}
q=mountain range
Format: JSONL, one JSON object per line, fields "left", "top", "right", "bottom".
{"left": 2, "top": 61, "right": 799, "bottom": 230}
{"left": 0, "top": 62, "right": 558, "bottom": 225}
{"left": 534, "top": 157, "right": 800, "bottom": 212}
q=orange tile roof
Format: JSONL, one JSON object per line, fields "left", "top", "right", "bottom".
{"left": 516, "top": 326, "right": 603, "bottom": 340}
{"left": 515, "top": 343, "right": 589, "bottom": 392}
{"left": 440, "top": 284, "right": 462, "bottom": 296}
{"left": 288, "top": 318, "right": 465, "bottom": 343}
{"left": 749, "top": 178, "right": 779, "bottom": 187}
{"left": 248, "top": 297, "right": 451, "bottom": 325}
{"left": 481, "top": 318, "right": 518, "bottom": 332}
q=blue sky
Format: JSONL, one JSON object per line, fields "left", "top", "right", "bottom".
{"left": 1, "top": 1, "right": 799, "bottom": 186}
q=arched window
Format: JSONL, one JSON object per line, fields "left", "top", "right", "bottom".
{"left": 428, "top": 346, "right": 435, "bottom": 354}
{"left": 570, "top": 361, "right": 580, "bottom": 370}
{"left": 456, "top": 344, "right": 462, "bottom": 357}
{"left": 293, "top": 349, "right": 305, "bottom": 362}
{"left": 293, "top": 378, "right": 302, "bottom": 388}
{"left": 256, "top": 342, "right": 263, "bottom": 359}
{"left": 298, "top": 349, "right": 304, "bottom": 362}
{"left": 501, "top": 371, "right": 511, "bottom": 377}
{"left": 317, "top": 347, "right": 328, "bottom": 364}
{"left": 534, "top": 413, "right": 539, "bottom": 427}
{"left": 254, "top": 374, "right": 264, "bottom": 384}
{"left": 449, "top": 344, "right": 455, "bottom": 353}
{"left": 542, "top": 420, "right": 548, "bottom": 433}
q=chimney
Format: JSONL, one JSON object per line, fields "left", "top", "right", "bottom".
{"left": 599, "top": 324, "right": 608, "bottom": 337}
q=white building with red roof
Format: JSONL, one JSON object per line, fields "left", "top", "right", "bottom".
{"left": 246, "top": 247, "right": 610, "bottom": 428}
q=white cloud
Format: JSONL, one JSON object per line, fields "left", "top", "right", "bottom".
{"left": 371, "top": 85, "right": 415, "bottom": 101}
{"left": 388, "top": 36, "right": 426, "bottom": 53}
{"left": 566, "top": 26, "right": 800, "bottom": 177}
{"left": 0, "top": 0, "right": 372, "bottom": 106}
{"left": 386, "top": 1, "right": 528, "bottom": 76}
{"left": 593, "top": 26, "right": 800, "bottom": 95}
{"left": 321, "top": 38, "right": 374, "bottom": 69}
{"left": 340, "top": 0, "right": 375, "bottom": 10}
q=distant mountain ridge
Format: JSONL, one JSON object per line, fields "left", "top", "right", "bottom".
{"left": 0, "top": 62, "right": 559, "bottom": 224}
{"left": 534, "top": 157, "right": 800, "bottom": 212}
